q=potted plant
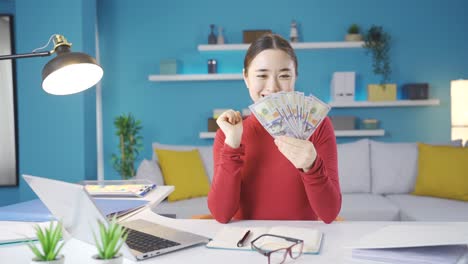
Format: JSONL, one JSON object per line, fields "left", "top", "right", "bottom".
{"left": 28, "top": 221, "right": 65, "bottom": 264}
{"left": 111, "top": 113, "right": 143, "bottom": 179}
{"left": 363, "top": 25, "right": 396, "bottom": 101}
{"left": 345, "top": 23, "right": 362, "bottom": 41}
{"left": 92, "top": 216, "right": 128, "bottom": 264}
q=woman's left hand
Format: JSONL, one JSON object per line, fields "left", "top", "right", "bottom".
{"left": 274, "top": 136, "right": 317, "bottom": 171}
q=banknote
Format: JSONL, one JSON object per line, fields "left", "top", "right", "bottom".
{"left": 249, "top": 92, "right": 331, "bottom": 140}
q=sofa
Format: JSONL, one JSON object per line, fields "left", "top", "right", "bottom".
{"left": 135, "top": 139, "right": 468, "bottom": 221}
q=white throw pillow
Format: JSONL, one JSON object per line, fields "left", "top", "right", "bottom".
{"left": 370, "top": 141, "right": 418, "bottom": 194}
{"left": 135, "top": 159, "right": 164, "bottom": 186}
{"left": 151, "top": 142, "right": 214, "bottom": 182}
{"left": 337, "top": 139, "right": 371, "bottom": 193}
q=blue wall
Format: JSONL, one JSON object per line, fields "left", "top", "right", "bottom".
{"left": 97, "top": 0, "right": 468, "bottom": 179}
{"left": 0, "top": 0, "right": 97, "bottom": 206}
{"left": 1, "top": 0, "right": 468, "bottom": 205}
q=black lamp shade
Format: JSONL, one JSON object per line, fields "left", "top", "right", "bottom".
{"left": 42, "top": 51, "right": 103, "bottom": 95}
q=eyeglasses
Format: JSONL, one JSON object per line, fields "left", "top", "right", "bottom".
{"left": 251, "top": 234, "right": 304, "bottom": 264}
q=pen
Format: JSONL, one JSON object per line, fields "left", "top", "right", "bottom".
{"left": 237, "top": 230, "right": 251, "bottom": 247}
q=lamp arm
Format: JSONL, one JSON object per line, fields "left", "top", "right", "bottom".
{"left": 0, "top": 51, "right": 51, "bottom": 60}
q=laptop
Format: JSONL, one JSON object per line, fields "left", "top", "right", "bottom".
{"left": 23, "top": 174, "right": 210, "bottom": 261}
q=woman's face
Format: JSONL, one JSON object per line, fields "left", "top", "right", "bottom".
{"left": 244, "top": 49, "right": 296, "bottom": 102}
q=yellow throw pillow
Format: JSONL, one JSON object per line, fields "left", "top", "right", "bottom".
{"left": 413, "top": 143, "right": 468, "bottom": 201}
{"left": 155, "top": 148, "right": 210, "bottom": 202}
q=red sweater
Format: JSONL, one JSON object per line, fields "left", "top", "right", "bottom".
{"left": 208, "top": 115, "right": 341, "bottom": 224}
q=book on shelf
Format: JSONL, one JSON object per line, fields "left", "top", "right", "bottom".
{"left": 206, "top": 226, "right": 323, "bottom": 254}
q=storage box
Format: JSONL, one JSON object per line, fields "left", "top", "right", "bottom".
{"left": 331, "top": 72, "right": 356, "bottom": 102}
{"left": 367, "top": 84, "right": 397, "bottom": 101}
{"left": 402, "top": 83, "right": 429, "bottom": 100}
{"left": 243, "top": 30, "right": 272, "bottom": 43}
{"left": 208, "top": 118, "right": 219, "bottom": 132}
{"left": 330, "top": 116, "right": 356, "bottom": 130}
{"left": 361, "top": 119, "right": 379, "bottom": 130}
{"left": 160, "top": 59, "right": 178, "bottom": 75}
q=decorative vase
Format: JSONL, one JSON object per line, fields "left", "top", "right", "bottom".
{"left": 208, "top": 24, "right": 216, "bottom": 44}
{"left": 217, "top": 26, "right": 225, "bottom": 44}
{"left": 92, "top": 254, "right": 123, "bottom": 264}
{"left": 31, "top": 255, "right": 65, "bottom": 264}
{"left": 290, "top": 20, "right": 298, "bottom": 42}
{"left": 345, "top": 34, "right": 363, "bottom": 41}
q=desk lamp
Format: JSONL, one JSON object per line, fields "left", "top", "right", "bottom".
{"left": 0, "top": 34, "right": 103, "bottom": 95}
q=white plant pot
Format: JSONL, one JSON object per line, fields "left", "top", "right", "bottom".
{"left": 31, "top": 255, "right": 65, "bottom": 264}
{"left": 345, "top": 33, "right": 363, "bottom": 41}
{"left": 92, "top": 254, "right": 124, "bottom": 264}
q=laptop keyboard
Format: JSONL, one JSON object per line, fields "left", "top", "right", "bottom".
{"left": 126, "top": 228, "right": 180, "bottom": 253}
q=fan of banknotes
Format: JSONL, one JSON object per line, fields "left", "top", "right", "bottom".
{"left": 248, "top": 91, "right": 331, "bottom": 140}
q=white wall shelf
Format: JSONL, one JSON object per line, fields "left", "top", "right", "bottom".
{"left": 335, "top": 129, "right": 385, "bottom": 137}
{"left": 200, "top": 132, "right": 216, "bottom": 139}
{"left": 329, "top": 99, "right": 440, "bottom": 108}
{"left": 200, "top": 129, "right": 384, "bottom": 139}
{"left": 198, "top": 41, "right": 364, "bottom": 51}
{"left": 148, "top": 73, "right": 243, "bottom": 82}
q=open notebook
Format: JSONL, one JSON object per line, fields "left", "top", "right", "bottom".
{"left": 206, "top": 226, "right": 323, "bottom": 254}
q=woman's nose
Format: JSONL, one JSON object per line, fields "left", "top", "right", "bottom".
{"left": 266, "top": 78, "right": 280, "bottom": 92}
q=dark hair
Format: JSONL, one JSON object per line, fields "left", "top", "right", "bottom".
{"left": 243, "top": 33, "right": 298, "bottom": 76}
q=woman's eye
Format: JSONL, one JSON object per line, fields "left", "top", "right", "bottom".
{"left": 279, "top": 74, "right": 291, "bottom": 79}
{"left": 256, "top": 75, "right": 267, "bottom": 78}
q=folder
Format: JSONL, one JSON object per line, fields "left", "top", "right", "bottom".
{"left": 347, "top": 224, "right": 468, "bottom": 264}
{"left": 0, "top": 198, "right": 149, "bottom": 222}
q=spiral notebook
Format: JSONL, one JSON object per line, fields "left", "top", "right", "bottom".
{"left": 206, "top": 226, "right": 323, "bottom": 254}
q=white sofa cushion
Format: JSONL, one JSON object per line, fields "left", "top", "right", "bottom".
{"left": 340, "top": 194, "right": 400, "bottom": 221}
{"left": 152, "top": 197, "right": 209, "bottom": 219}
{"left": 385, "top": 194, "right": 468, "bottom": 221}
{"left": 370, "top": 141, "right": 418, "bottom": 194}
{"left": 151, "top": 142, "right": 214, "bottom": 182}
{"left": 337, "top": 139, "right": 371, "bottom": 193}
{"left": 135, "top": 159, "right": 164, "bottom": 186}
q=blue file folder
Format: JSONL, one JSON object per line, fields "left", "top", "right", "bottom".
{"left": 0, "top": 198, "right": 149, "bottom": 222}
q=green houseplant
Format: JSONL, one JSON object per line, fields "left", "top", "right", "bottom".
{"left": 28, "top": 222, "right": 65, "bottom": 264}
{"left": 111, "top": 113, "right": 143, "bottom": 179}
{"left": 345, "top": 23, "right": 362, "bottom": 41}
{"left": 363, "top": 25, "right": 392, "bottom": 85}
{"left": 363, "top": 25, "right": 396, "bottom": 101}
{"left": 92, "top": 216, "right": 128, "bottom": 264}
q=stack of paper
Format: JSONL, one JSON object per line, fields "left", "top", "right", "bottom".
{"left": 352, "top": 245, "right": 468, "bottom": 264}
{"left": 0, "top": 198, "right": 149, "bottom": 222}
{"left": 0, "top": 221, "right": 50, "bottom": 245}
{"left": 348, "top": 224, "right": 468, "bottom": 264}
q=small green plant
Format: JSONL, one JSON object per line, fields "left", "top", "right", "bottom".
{"left": 92, "top": 216, "right": 128, "bottom": 260}
{"left": 348, "top": 23, "right": 360, "bottom": 34}
{"left": 111, "top": 113, "right": 143, "bottom": 179}
{"left": 27, "top": 222, "right": 65, "bottom": 261}
{"left": 363, "top": 25, "right": 392, "bottom": 85}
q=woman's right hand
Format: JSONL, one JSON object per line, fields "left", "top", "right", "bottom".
{"left": 216, "top": 110, "right": 243, "bottom": 148}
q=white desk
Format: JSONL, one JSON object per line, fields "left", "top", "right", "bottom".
{"left": 1, "top": 186, "right": 467, "bottom": 263}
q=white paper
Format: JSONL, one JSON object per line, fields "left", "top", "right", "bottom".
{"left": 348, "top": 224, "right": 468, "bottom": 249}
{"left": 0, "top": 221, "right": 51, "bottom": 244}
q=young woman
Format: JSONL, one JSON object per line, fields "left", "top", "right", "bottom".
{"left": 208, "top": 33, "right": 341, "bottom": 224}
